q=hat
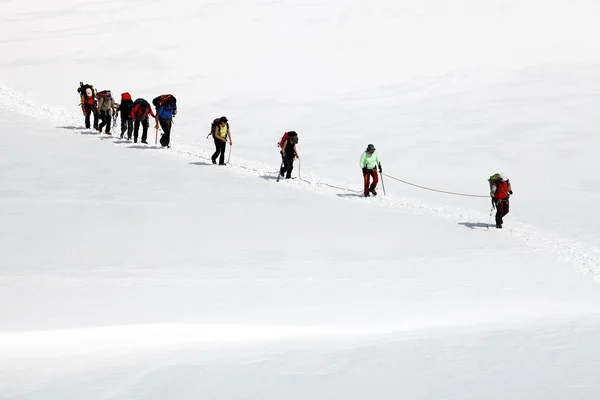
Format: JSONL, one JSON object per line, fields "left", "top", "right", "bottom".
{"left": 499, "top": 173, "right": 507, "bottom": 181}
{"left": 219, "top": 116, "right": 228, "bottom": 123}
{"left": 366, "top": 144, "right": 376, "bottom": 152}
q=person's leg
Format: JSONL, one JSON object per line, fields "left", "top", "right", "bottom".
{"left": 120, "top": 115, "right": 127, "bottom": 138}
{"left": 370, "top": 169, "right": 379, "bottom": 194}
{"left": 133, "top": 120, "right": 140, "bottom": 142}
{"left": 98, "top": 111, "right": 106, "bottom": 131}
{"left": 127, "top": 118, "right": 133, "bottom": 140}
{"left": 495, "top": 201, "right": 504, "bottom": 227}
{"left": 284, "top": 156, "right": 294, "bottom": 178}
{"left": 218, "top": 141, "right": 226, "bottom": 165}
{"left": 363, "top": 171, "right": 371, "bottom": 197}
{"left": 92, "top": 107, "right": 99, "bottom": 130}
{"left": 141, "top": 118, "right": 149, "bottom": 143}
{"left": 159, "top": 118, "right": 171, "bottom": 147}
{"left": 84, "top": 106, "right": 91, "bottom": 129}
{"left": 105, "top": 112, "right": 112, "bottom": 134}
{"left": 212, "top": 139, "right": 221, "bottom": 163}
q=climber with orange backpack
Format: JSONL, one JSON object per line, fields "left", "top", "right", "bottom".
{"left": 77, "top": 82, "right": 99, "bottom": 130}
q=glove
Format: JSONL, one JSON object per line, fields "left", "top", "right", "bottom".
{"left": 509, "top": 190, "right": 513, "bottom": 195}
{"left": 362, "top": 167, "right": 369, "bottom": 174}
{"left": 378, "top": 163, "right": 382, "bottom": 173}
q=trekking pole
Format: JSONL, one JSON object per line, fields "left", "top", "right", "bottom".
{"left": 380, "top": 171, "right": 386, "bottom": 196}
{"left": 226, "top": 144, "right": 232, "bottom": 164}
{"left": 276, "top": 160, "right": 284, "bottom": 182}
{"left": 155, "top": 126, "right": 159, "bottom": 145}
{"left": 487, "top": 204, "right": 494, "bottom": 230}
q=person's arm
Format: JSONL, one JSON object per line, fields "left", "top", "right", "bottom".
{"left": 293, "top": 144, "right": 299, "bottom": 158}
{"left": 281, "top": 140, "right": 288, "bottom": 157}
{"left": 149, "top": 108, "right": 158, "bottom": 128}
{"left": 359, "top": 152, "right": 366, "bottom": 168}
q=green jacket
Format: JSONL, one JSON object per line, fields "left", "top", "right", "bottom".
{"left": 360, "top": 151, "right": 380, "bottom": 169}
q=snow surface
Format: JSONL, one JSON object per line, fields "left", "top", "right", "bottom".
{"left": 2, "top": 0, "right": 600, "bottom": 399}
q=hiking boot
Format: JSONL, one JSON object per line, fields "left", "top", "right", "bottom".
{"left": 496, "top": 224, "right": 503, "bottom": 229}
{"left": 120, "top": 134, "right": 124, "bottom": 139}
{"left": 364, "top": 193, "right": 370, "bottom": 197}
{"left": 134, "top": 139, "right": 137, "bottom": 143}
{"left": 211, "top": 158, "right": 217, "bottom": 165}
{"left": 141, "top": 141, "right": 148, "bottom": 144}
{"left": 219, "top": 162, "right": 226, "bottom": 166}
{"left": 369, "top": 188, "right": 378, "bottom": 196}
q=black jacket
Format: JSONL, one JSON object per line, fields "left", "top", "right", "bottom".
{"left": 117, "top": 99, "right": 134, "bottom": 117}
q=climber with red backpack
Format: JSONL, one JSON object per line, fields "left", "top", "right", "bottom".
{"left": 130, "top": 98, "right": 158, "bottom": 144}
{"left": 77, "top": 82, "right": 99, "bottom": 130}
{"left": 115, "top": 92, "right": 134, "bottom": 140}
{"left": 489, "top": 173, "right": 513, "bottom": 229}
{"left": 277, "top": 131, "right": 299, "bottom": 180}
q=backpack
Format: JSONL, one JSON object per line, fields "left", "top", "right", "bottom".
{"left": 121, "top": 92, "right": 132, "bottom": 102}
{"left": 278, "top": 131, "right": 298, "bottom": 147}
{"left": 207, "top": 118, "right": 229, "bottom": 139}
{"left": 97, "top": 90, "right": 111, "bottom": 99}
{"left": 131, "top": 98, "right": 150, "bottom": 120}
{"left": 79, "top": 83, "right": 96, "bottom": 105}
{"left": 152, "top": 94, "right": 176, "bottom": 108}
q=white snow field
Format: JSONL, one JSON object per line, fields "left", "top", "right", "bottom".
{"left": 2, "top": 0, "right": 600, "bottom": 399}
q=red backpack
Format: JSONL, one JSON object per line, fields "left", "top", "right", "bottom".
{"left": 121, "top": 92, "right": 132, "bottom": 102}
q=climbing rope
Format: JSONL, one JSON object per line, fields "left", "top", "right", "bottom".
{"left": 298, "top": 159, "right": 362, "bottom": 194}
{"left": 382, "top": 173, "right": 489, "bottom": 198}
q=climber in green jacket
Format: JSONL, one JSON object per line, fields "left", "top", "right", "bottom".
{"left": 360, "top": 144, "right": 382, "bottom": 197}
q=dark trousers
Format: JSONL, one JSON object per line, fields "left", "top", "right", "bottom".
{"left": 98, "top": 110, "right": 112, "bottom": 133}
{"left": 120, "top": 116, "right": 133, "bottom": 139}
{"left": 134, "top": 118, "right": 149, "bottom": 142}
{"left": 83, "top": 104, "right": 99, "bottom": 130}
{"left": 495, "top": 199, "right": 510, "bottom": 226}
{"left": 280, "top": 155, "right": 295, "bottom": 179}
{"left": 212, "top": 139, "right": 227, "bottom": 164}
{"left": 159, "top": 118, "right": 172, "bottom": 147}
{"left": 363, "top": 168, "right": 379, "bottom": 196}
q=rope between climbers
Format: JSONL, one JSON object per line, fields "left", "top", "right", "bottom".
{"left": 382, "top": 173, "right": 489, "bottom": 198}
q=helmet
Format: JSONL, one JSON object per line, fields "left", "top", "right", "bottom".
{"left": 366, "top": 144, "right": 376, "bottom": 152}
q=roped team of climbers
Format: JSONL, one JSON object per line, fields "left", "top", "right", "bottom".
{"left": 77, "top": 83, "right": 176, "bottom": 147}
{"left": 77, "top": 82, "right": 512, "bottom": 228}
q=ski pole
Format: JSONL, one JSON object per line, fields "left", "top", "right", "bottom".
{"left": 276, "top": 160, "right": 284, "bottom": 182}
{"left": 155, "top": 126, "right": 159, "bottom": 145}
{"left": 226, "top": 143, "right": 232, "bottom": 164}
{"left": 380, "top": 171, "right": 386, "bottom": 196}
{"left": 487, "top": 204, "right": 494, "bottom": 230}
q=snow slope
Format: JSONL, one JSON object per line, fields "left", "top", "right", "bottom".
{"left": 2, "top": 0, "right": 600, "bottom": 399}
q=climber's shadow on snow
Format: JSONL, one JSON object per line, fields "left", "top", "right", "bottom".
{"left": 337, "top": 193, "right": 364, "bottom": 198}
{"left": 189, "top": 161, "right": 213, "bottom": 166}
{"left": 260, "top": 175, "right": 279, "bottom": 181}
{"left": 459, "top": 222, "right": 492, "bottom": 230}
{"left": 78, "top": 130, "right": 99, "bottom": 135}
{"left": 128, "top": 145, "right": 158, "bottom": 150}
{"left": 57, "top": 126, "right": 87, "bottom": 130}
